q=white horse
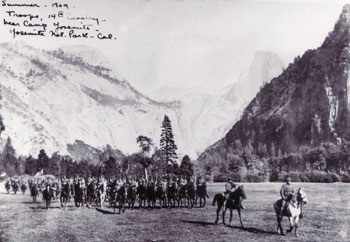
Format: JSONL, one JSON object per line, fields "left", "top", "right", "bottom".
{"left": 273, "top": 188, "right": 308, "bottom": 237}
{"left": 97, "top": 180, "right": 107, "bottom": 208}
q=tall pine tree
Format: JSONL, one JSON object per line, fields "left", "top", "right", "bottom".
{"left": 160, "top": 115, "right": 178, "bottom": 167}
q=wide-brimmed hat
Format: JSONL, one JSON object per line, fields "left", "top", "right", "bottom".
{"left": 286, "top": 177, "right": 292, "bottom": 181}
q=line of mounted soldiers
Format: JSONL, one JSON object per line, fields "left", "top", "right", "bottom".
{"left": 5, "top": 176, "right": 210, "bottom": 210}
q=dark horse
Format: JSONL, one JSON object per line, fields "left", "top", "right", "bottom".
{"left": 42, "top": 185, "right": 54, "bottom": 209}
{"left": 21, "top": 183, "right": 27, "bottom": 195}
{"left": 60, "top": 183, "right": 71, "bottom": 208}
{"left": 212, "top": 185, "right": 247, "bottom": 227}
{"left": 155, "top": 182, "right": 166, "bottom": 208}
{"left": 5, "top": 181, "right": 11, "bottom": 194}
{"left": 196, "top": 183, "right": 209, "bottom": 207}
{"left": 74, "top": 181, "right": 84, "bottom": 207}
{"left": 30, "top": 184, "right": 39, "bottom": 203}
{"left": 12, "top": 182, "right": 19, "bottom": 194}
{"left": 187, "top": 182, "right": 196, "bottom": 208}
{"left": 137, "top": 183, "right": 147, "bottom": 209}
{"left": 146, "top": 183, "right": 156, "bottom": 208}
{"left": 127, "top": 185, "right": 137, "bottom": 209}
{"left": 166, "top": 183, "right": 177, "bottom": 208}
{"left": 86, "top": 181, "right": 97, "bottom": 208}
{"left": 115, "top": 185, "right": 127, "bottom": 213}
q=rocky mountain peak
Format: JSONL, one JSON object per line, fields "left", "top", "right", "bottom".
{"left": 340, "top": 4, "right": 350, "bottom": 25}
{"left": 198, "top": 4, "right": 350, "bottom": 168}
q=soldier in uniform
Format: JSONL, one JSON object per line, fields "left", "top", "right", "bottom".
{"left": 224, "top": 177, "right": 236, "bottom": 199}
{"left": 279, "top": 176, "right": 295, "bottom": 217}
{"left": 224, "top": 177, "right": 245, "bottom": 209}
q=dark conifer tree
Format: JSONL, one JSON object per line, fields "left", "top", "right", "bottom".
{"left": 1, "top": 137, "right": 17, "bottom": 176}
{"left": 37, "top": 149, "right": 49, "bottom": 174}
{"left": 160, "top": 115, "right": 178, "bottom": 167}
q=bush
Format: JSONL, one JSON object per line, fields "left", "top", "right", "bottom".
{"left": 305, "top": 171, "right": 338, "bottom": 183}
{"left": 269, "top": 170, "right": 279, "bottom": 182}
{"left": 322, "top": 173, "right": 333, "bottom": 183}
{"left": 277, "top": 171, "right": 288, "bottom": 182}
{"left": 246, "top": 174, "right": 265, "bottom": 182}
{"left": 341, "top": 174, "right": 350, "bottom": 183}
{"left": 214, "top": 174, "right": 227, "bottom": 182}
{"left": 330, "top": 173, "right": 342, "bottom": 182}
{"left": 204, "top": 174, "right": 212, "bottom": 182}
{"left": 299, "top": 173, "right": 310, "bottom": 182}
{"left": 287, "top": 171, "right": 301, "bottom": 182}
{"left": 230, "top": 172, "right": 244, "bottom": 182}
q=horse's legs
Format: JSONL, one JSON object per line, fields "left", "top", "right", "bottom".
{"left": 229, "top": 209, "right": 233, "bottom": 226}
{"left": 222, "top": 206, "right": 227, "bottom": 225}
{"left": 294, "top": 216, "right": 299, "bottom": 237}
{"left": 277, "top": 216, "right": 284, "bottom": 235}
{"left": 238, "top": 208, "right": 244, "bottom": 228}
{"left": 287, "top": 216, "right": 293, "bottom": 233}
{"left": 215, "top": 204, "right": 221, "bottom": 224}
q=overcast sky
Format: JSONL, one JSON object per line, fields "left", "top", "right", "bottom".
{"left": 0, "top": 0, "right": 348, "bottom": 92}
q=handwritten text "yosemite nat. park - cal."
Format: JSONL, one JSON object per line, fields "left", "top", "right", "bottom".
{"left": 1, "top": 0, "right": 117, "bottom": 40}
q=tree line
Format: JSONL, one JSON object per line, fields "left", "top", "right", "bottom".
{"left": 198, "top": 138, "right": 350, "bottom": 183}
{"left": 0, "top": 115, "right": 194, "bottom": 180}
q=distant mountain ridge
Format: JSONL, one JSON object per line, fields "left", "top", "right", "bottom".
{"left": 148, "top": 51, "right": 285, "bottom": 156}
{"left": 0, "top": 42, "right": 185, "bottom": 160}
{"left": 0, "top": 41, "right": 285, "bottom": 161}
{"left": 198, "top": 5, "right": 350, "bottom": 165}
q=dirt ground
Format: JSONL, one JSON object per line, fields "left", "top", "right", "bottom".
{"left": 0, "top": 182, "right": 349, "bottom": 242}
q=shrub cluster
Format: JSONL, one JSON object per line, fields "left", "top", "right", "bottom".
{"left": 268, "top": 171, "right": 348, "bottom": 183}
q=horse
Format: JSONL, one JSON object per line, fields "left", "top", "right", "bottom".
{"left": 146, "top": 182, "right": 157, "bottom": 208}
{"left": 177, "top": 184, "right": 188, "bottom": 208}
{"left": 42, "top": 186, "right": 54, "bottom": 209}
{"left": 30, "top": 184, "right": 39, "bottom": 203}
{"left": 273, "top": 188, "right": 308, "bottom": 237}
{"left": 155, "top": 182, "right": 167, "bottom": 208}
{"left": 60, "top": 183, "right": 71, "bottom": 208}
{"left": 52, "top": 182, "right": 60, "bottom": 200}
{"left": 12, "top": 182, "right": 19, "bottom": 194}
{"left": 137, "top": 183, "right": 147, "bottom": 209}
{"left": 5, "top": 181, "right": 11, "bottom": 194}
{"left": 21, "top": 183, "right": 27, "bottom": 195}
{"left": 96, "top": 181, "right": 107, "bottom": 208}
{"left": 166, "top": 183, "right": 177, "bottom": 208}
{"left": 127, "top": 185, "right": 137, "bottom": 209}
{"left": 212, "top": 185, "right": 247, "bottom": 227}
{"left": 115, "top": 184, "right": 127, "bottom": 213}
{"left": 86, "top": 181, "right": 97, "bottom": 208}
{"left": 196, "top": 183, "right": 209, "bottom": 207}
{"left": 74, "top": 181, "right": 84, "bottom": 207}
{"left": 187, "top": 182, "right": 196, "bottom": 208}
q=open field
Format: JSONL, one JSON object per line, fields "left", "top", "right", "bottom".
{"left": 0, "top": 182, "right": 349, "bottom": 242}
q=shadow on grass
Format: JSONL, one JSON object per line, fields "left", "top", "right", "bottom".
{"left": 229, "top": 225, "right": 277, "bottom": 235}
{"left": 181, "top": 220, "right": 277, "bottom": 235}
{"left": 96, "top": 207, "right": 121, "bottom": 214}
{"left": 29, "top": 206, "right": 62, "bottom": 210}
{"left": 180, "top": 220, "right": 216, "bottom": 226}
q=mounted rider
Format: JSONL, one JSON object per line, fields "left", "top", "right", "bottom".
{"left": 279, "top": 176, "right": 295, "bottom": 217}
{"left": 224, "top": 177, "right": 236, "bottom": 199}
{"left": 224, "top": 177, "right": 245, "bottom": 209}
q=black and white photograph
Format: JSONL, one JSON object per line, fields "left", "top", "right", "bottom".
{"left": 0, "top": 0, "right": 349, "bottom": 241}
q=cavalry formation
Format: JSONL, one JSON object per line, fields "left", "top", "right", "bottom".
{"left": 4, "top": 176, "right": 308, "bottom": 237}
{"left": 4, "top": 176, "right": 209, "bottom": 213}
